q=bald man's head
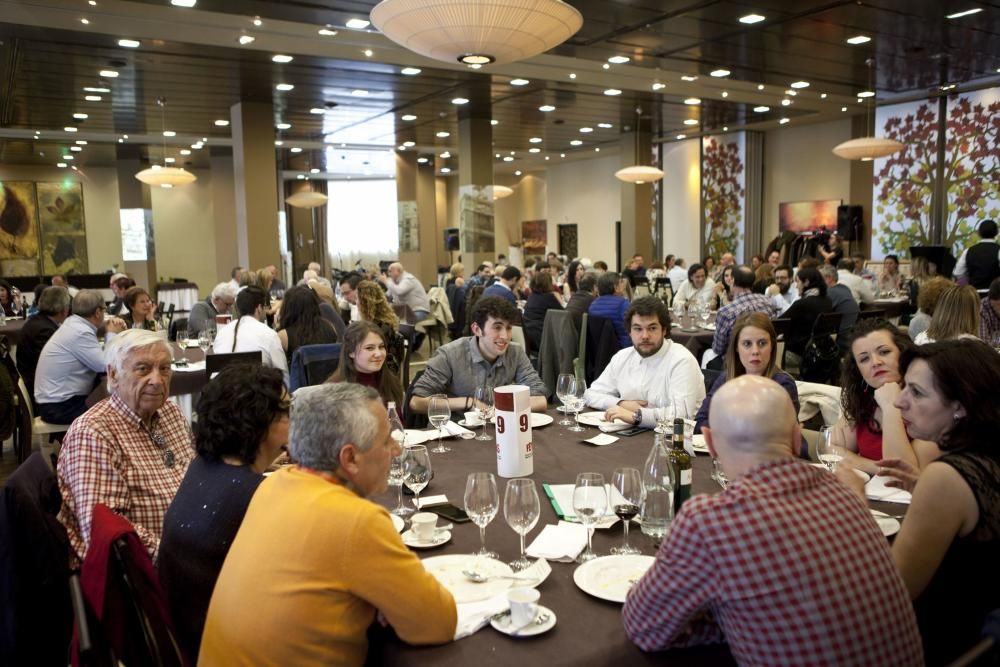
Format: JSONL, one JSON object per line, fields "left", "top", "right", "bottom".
{"left": 707, "top": 376, "right": 798, "bottom": 461}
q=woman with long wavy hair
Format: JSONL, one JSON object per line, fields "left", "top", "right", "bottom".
{"left": 276, "top": 285, "right": 338, "bottom": 363}
{"left": 356, "top": 280, "right": 403, "bottom": 375}
{"left": 327, "top": 321, "right": 403, "bottom": 418}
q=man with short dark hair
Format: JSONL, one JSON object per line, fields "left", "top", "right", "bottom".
{"left": 17, "top": 286, "right": 71, "bottom": 403}
{"left": 622, "top": 253, "right": 646, "bottom": 287}
{"left": 766, "top": 264, "right": 797, "bottom": 314}
{"left": 107, "top": 273, "right": 132, "bottom": 315}
{"left": 338, "top": 273, "right": 363, "bottom": 322}
{"left": 954, "top": 219, "right": 1000, "bottom": 289}
{"left": 588, "top": 272, "right": 631, "bottom": 348}
{"left": 212, "top": 287, "right": 288, "bottom": 384}
{"left": 593, "top": 260, "right": 608, "bottom": 273}
{"left": 712, "top": 266, "right": 776, "bottom": 357}
{"left": 584, "top": 296, "right": 704, "bottom": 426}
{"left": 482, "top": 266, "right": 521, "bottom": 304}
{"left": 565, "top": 272, "right": 597, "bottom": 330}
{"left": 979, "top": 276, "right": 1000, "bottom": 344}
{"left": 228, "top": 266, "right": 243, "bottom": 291}
{"left": 410, "top": 296, "right": 548, "bottom": 413}
{"left": 623, "top": 376, "right": 923, "bottom": 664}
{"left": 465, "top": 262, "right": 494, "bottom": 288}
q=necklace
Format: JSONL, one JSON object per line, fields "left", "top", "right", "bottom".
{"left": 140, "top": 420, "right": 175, "bottom": 468}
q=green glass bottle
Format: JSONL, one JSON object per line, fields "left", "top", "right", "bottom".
{"left": 669, "top": 417, "right": 692, "bottom": 513}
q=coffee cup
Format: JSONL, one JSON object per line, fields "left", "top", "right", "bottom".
{"left": 463, "top": 411, "right": 483, "bottom": 426}
{"left": 507, "top": 587, "right": 539, "bottom": 626}
{"left": 410, "top": 512, "right": 438, "bottom": 541}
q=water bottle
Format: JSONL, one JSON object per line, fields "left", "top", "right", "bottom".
{"left": 640, "top": 432, "right": 675, "bottom": 541}
{"left": 387, "top": 402, "right": 405, "bottom": 446}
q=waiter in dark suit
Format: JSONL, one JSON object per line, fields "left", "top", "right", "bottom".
{"left": 954, "top": 219, "right": 1000, "bottom": 289}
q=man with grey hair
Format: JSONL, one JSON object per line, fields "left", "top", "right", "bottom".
{"left": 307, "top": 261, "right": 332, "bottom": 289}
{"left": 188, "top": 282, "right": 237, "bottom": 336}
{"left": 57, "top": 329, "right": 194, "bottom": 562}
{"left": 16, "top": 286, "right": 71, "bottom": 404}
{"left": 200, "top": 383, "right": 456, "bottom": 665}
{"left": 34, "top": 289, "right": 127, "bottom": 424}
{"left": 379, "top": 261, "right": 430, "bottom": 322}
{"left": 820, "top": 263, "right": 860, "bottom": 349}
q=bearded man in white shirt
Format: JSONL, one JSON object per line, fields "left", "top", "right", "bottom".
{"left": 584, "top": 296, "right": 705, "bottom": 427}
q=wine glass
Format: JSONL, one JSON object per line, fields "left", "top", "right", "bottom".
{"left": 611, "top": 468, "right": 643, "bottom": 555}
{"left": 817, "top": 426, "right": 841, "bottom": 472}
{"left": 388, "top": 447, "right": 412, "bottom": 516}
{"left": 197, "top": 329, "right": 213, "bottom": 354}
{"left": 427, "top": 394, "right": 451, "bottom": 454}
{"left": 402, "top": 444, "right": 432, "bottom": 512}
{"left": 473, "top": 385, "right": 493, "bottom": 441}
{"left": 699, "top": 303, "right": 711, "bottom": 328}
{"left": 555, "top": 373, "right": 576, "bottom": 425}
{"left": 464, "top": 472, "right": 499, "bottom": 559}
{"left": 503, "top": 478, "right": 541, "bottom": 571}
{"left": 573, "top": 472, "right": 607, "bottom": 563}
{"left": 567, "top": 376, "right": 587, "bottom": 433}
{"left": 711, "top": 458, "right": 729, "bottom": 490}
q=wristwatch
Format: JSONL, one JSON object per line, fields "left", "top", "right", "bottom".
{"left": 633, "top": 409, "right": 642, "bottom": 426}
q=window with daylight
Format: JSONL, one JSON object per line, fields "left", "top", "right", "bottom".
{"left": 326, "top": 179, "right": 399, "bottom": 270}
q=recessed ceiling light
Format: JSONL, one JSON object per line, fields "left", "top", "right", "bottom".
{"left": 529, "top": 137, "right": 542, "bottom": 143}
{"left": 560, "top": 153, "right": 565, "bottom": 158}
{"left": 946, "top": 8, "right": 982, "bottom": 18}
{"left": 346, "top": 18, "right": 370, "bottom": 29}
{"left": 180, "top": 149, "right": 191, "bottom": 155}
{"left": 440, "top": 151, "right": 451, "bottom": 158}
{"left": 75, "top": 140, "right": 87, "bottom": 145}
{"left": 398, "top": 145, "right": 406, "bottom": 151}
{"left": 401, "top": 67, "right": 421, "bottom": 75}
{"left": 785, "top": 90, "right": 797, "bottom": 96}
{"left": 310, "top": 167, "right": 321, "bottom": 173}
{"left": 608, "top": 56, "right": 630, "bottom": 64}
{"left": 170, "top": 0, "right": 196, "bottom": 6}
{"left": 723, "top": 126, "right": 729, "bottom": 131}
{"left": 846, "top": 35, "right": 871, "bottom": 45}
{"left": 495, "top": 153, "right": 501, "bottom": 158}
{"left": 214, "top": 119, "right": 229, "bottom": 126}
{"left": 529, "top": 147, "right": 540, "bottom": 153}
{"left": 602, "top": 63, "right": 610, "bottom": 70}
{"left": 272, "top": 54, "right": 293, "bottom": 63}
{"left": 191, "top": 142, "right": 203, "bottom": 149}
{"left": 80, "top": 17, "right": 89, "bottom": 24}
{"left": 274, "top": 140, "right": 283, "bottom": 146}
{"left": 88, "top": 0, "right": 96, "bottom": 5}
{"left": 821, "top": 93, "right": 828, "bottom": 99}
{"left": 452, "top": 97, "right": 469, "bottom": 105}
{"left": 163, "top": 130, "right": 176, "bottom": 137}
{"left": 681, "top": 75, "right": 698, "bottom": 82}
{"left": 403, "top": 141, "right": 415, "bottom": 147}
{"left": 569, "top": 73, "right": 576, "bottom": 79}
{"left": 502, "top": 156, "right": 514, "bottom": 162}
{"left": 83, "top": 86, "right": 110, "bottom": 93}
{"left": 652, "top": 83, "right": 666, "bottom": 91}
{"left": 683, "top": 119, "right": 698, "bottom": 126}
{"left": 290, "top": 147, "right": 302, "bottom": 153}
{"left": 436, "top": 131, "right": 450, "bottom": 138}
{"left": 276, "top": 83, "right": 294, "bottom": 91}
{"left": 684, "top": 97, "right": 701, "bottom": 105}
{"left": 579, "top": 127, "right": 593, "bottom": 133}
{"left": 940, "top": 84, "right": 956, "bottom": 91}
{"left": 402, "top": 114, "right": 417, "bottom": 121}
{"left": 297, "top": 174, "right": 305, "bottom": 180}
{"left": 99, "top": 70, "right": 118, "bottom": 78}
{"left": 515, "top": 170, "right": 522, "bottom": 176}
{"left": 440, "top": 167, "right": 451, "bottom": 173}
{"left": 362, "top": 49, "right": 373, "bottom": 57}
{"left": 603, "top": 88, "right": 622, "bottom": 96}
{"left": 790, "top": 81, "right": 810, "bottom": 89}
{"left": 721, "top": 91, "right": 729, "bottom": 98}
{"left": 842, "top": 106, "right": 848, "bottom": 111}
{"left": 276, "top": 122, "right": 291, "bottom": 130}
{"left": 467, "top": 63, "right": 482, "bottom": 70}
{"left": 781, "top": 99, "right": 791, "bottom": 106}
{"left": 64, "top": 126, "right": 78, "bottom": 132}
{"left": 351, "top": 89, "right": 369, "bottom": 97}
{"left": 757, "top": 84, "right": 765, "bottom": 90}
{"left": 510, "top": 78, "right": 530, "bottom": 86}
{"left": 710, "top": 68, "right": 731, "bottom": 78}
{"left": 779, "top": 118, "right": 790, "bottom": 124}
{"left": 57, "top": 162, "right": 67, "bottom": 168}
{"left": 416, "top": 158, "right": 428, "bottom": 164}
{"left": 598, "top": 123, "right": 613, "bottom": 128}
{"left": 62, "top": 154, "right": 74, "bottom": 160}
{"left": 84, "top": 95, "right": 101, "bottom": 101}
{"left": 318, "top": 26, "right": 338, "bottom": 36}
{"left": 490, "top": 119, "right": 498, "bottom": 125}
{"left": 857, "top": 90, "right": 875, "bottom": 98}
{"left": 676, "top": 134, "right": 686, "bottom": 140}
{"left": 309, "top": 108, "right": 325, "bottom": 115}
{"left": 72, "top": 113, "right": 88, "bottom": 120}
{"left": 739, "top": 13, "right": 765, "bottom": 24}
{"left": 164, "top": 157, "right": 175, "bottom": 163}
{"left": 70, "top": 146, "right": 82, "bottom": 152}
{"left": 238, "top": 34, "right": 255, "bottom": 45}
{"left": 753, "top": 105, "right": 770, "bottom": 112}
{"left": 539, "top": 105, "right": 556, "bottom": 112}
{"left": 570, "top": 139, "right": 582, "bottom": 146}
{"left": 118, "top": 39, "right": 140, "bottom": 48}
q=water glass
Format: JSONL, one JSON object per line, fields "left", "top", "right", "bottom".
{"left": 473, "top": 385, "right": 493, "bottom": 441}
{"left": 504, "top": 478, "right": 541, "bottom": 571}
{"left": 555, "top": 373, "right": 575, "bottom": 425}
{"left": 568, "top": 376, "right": 586, "bottom": 433}
{"left": 427, "top": 394, "right": 451, "bottom": 454}
{"left": 711, "top": 458, "right": 729, "bottom": 490}
{"left": 611, "top": 468, "right": 643, "bottom": 555}
{"left": 573, "top": 472, "right": 607, "bottom": 563}
{"left": 197, "top": 329, "right": 213, "bottom": 353}
{"left": 817, "top": 426, "right": 841, "bottom": 472}
{"left": 388, "top": 448, "right": 412, "bottom": 516}
{"left": 176, "top": 328, "right": 189, "bottom": 347}
{"left": 464, "top": 472, "right": 499, "bottom": 559}
{"left": 403, "top": 445, "right": 432, "bottom": 511}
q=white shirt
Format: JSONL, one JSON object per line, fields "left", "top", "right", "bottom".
{"left": 953, "top": 239, "right": 1000, "bottom": 282}
{"left": 667, "top": 266, "right": 688, "bottom": 293}
{"left": 673, "top": 278, "right": 716, "bottom": 309}
{"left": 211, "top": 315, "right": 288, "bottom": 385}
{"left": 837, "top": 270, "right": 875, "bottom": 304}
{"left": 770, "top": 283, "right": 799, "bottom": 315}
{"left": 584, "top": 340, "right": 706, "bottom": 427}
{"left": 385, "top": 271, "right": 430, "bottom": 313}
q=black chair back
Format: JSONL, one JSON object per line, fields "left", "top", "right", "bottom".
{"left": 813, "top": 311, "right": 843, "bottom": 337}
{"left": 857, "top": 308, "right": 886, "bottom": 321}
{"left": 205, "top": 351, "right": 263, "bottom": 376}
{"left": 402, "top": 369, "right": 428, "bottom": 429}
{"left": 167, "top": 317, "right": 188, "bottom": 342}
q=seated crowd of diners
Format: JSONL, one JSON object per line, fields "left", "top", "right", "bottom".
{"left": 4, "top": 227, "right": 1000, "bottom": 666}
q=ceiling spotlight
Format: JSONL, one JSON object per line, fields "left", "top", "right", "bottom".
{"left": 491, "top": 119, "right": 499, "bottom": 125}
{"left": 846, "top": 35, "right": 871, "bottom": 45}
{"left": 652, "top": 82, "right": 666, "bottom": 91}
{"left": 757, "top": 84, "right": 765, "bottom": 90}
{"left": 440, "top": 151, "right": 451, "bottom": 158}
{"left": 940, "top": 84, "right": 956, "bottom": 91}
{"left": 790, "top": 81, "right": 810, "bottom": 89}
{"left": 214, "top": 119, "right": 229, "bottom": 126}
{"left": 676, "top": 134, "right": 686, "bottom": 140}
{"left": 276, "top": 83, "right": 294, "bottom": 91}
{"left": 560, "top": 153, "right": 565, "bottom": 158}
{"left": 440, "top": 167, "right": 451, "bottom": 173}
{"left": 710, "top": 68, "right": 731, "bottom": 77}
{"left": 451, "top": 97, "right": 469, "bottom": 105}
{"left": 401, "top": 67, "right": 421, "bottom": 75}
{"left": 721, "top": 91, "right": 729, "bottom": 98}
{"left": 684, "top": 97, "right": 701, "bottom": 105}
{"left": 598, "top": 123, "right": 612, "bottom": 128}
{"left": 403, "top": 141, "right": 415, "bottom": 147}
{"left": 570, "top": 139, "right": 582, "bottom": 146}
{"left": 781, "top": 99, "right": 791, "bottom": 106}
{"left": 785, "top": 90, "right": 797, "bottom": 96}
{"left": 180, "top": 149, "right": 191, "bottom": 155}
{"left": 723, "top": 126, "right": 729, "bottom": 131}
{"left": 683, "top": 119, "right": 698, "bottom": 126}
{"left": 318, "top": 26, "right": 338, "bottom": 36}
{"left": 170, "top": 0, "right": 196, "bottom": 6}
{"left": 579, "top": 127, "right": 593, "bottom": 133}
{"left": 529, "top": 147, "right": 540, "bottom": 153}
{"left": 753, "top": 105, "right": 770, "bottom": 112}
{"left": 162, "top": 130, "right": 176, "bottom": 137}
{"left": 681, "top": 75, "right": 698, "bottom": 82}
{"left": 608, "top": 56, "right": 630, "bottom": 64}
{"left": 274, "top": 140, "right": 283, "bottom": 146}
{"left": 363, "top": 49, "right": 374, "bottom": 57}
{"left": 238, "top": 34, "right": 255, "bottom": 45}
{"left": 842, "top": 106, "right": 848, "bottom": 111}
{"left": 502, "top": 156, "right": 514, "bottom": 162}
{"left": 346, "top": 18, "right": 370, "bottom": 29}
{"left": 276, "top": 122, "right": 291, "bottom": 130}
{"left": 80, "top": 17, "right": 89, "bottom": 24}
{"left": 514, "top": 170, "right": 522, "bottom": 176}
{"left": 402, "top": 114, "right": 417, "bottom": 121}
{"left": 70, "top": 146, "right": 82, "bottom": 152}
{"left": 779, "top": 118, "right": 790, "bottom": 124}
{"left": 57, "top": 162, "right": 68, "bottom": 168}
{"left": 416, "top": 158, "right": 428, "bottom": 164}
{"left": 739, "top": 13, "right": 765, "bottom": 24}
{"left": 946, "top": 8, "right": 982, "bottom": 18}
{"left": 468, "top": 63, "right": 482, "bottom": 69}
{"left": 569, "top": 73, "right": 576, "bottom": 79}
{"left": 821, "top": 93, "right": 828, "bottom": 99}
{"left": 64, "top": 126, "right": 78, "bottom": 132}
{"left": 857, "top": 90, "right": 875, "bottom": 98}
{"left": 75, "top": 140, "right": 87, "bottom": 145}
{"left": 72, "top": 113, "right": 88, "bottom": 120}
{"left": 602, "top": 63, "right": 610, "bottom": 70}
{"left": 310, "top": 108, "right": 325, "bottom": 114}
{"left": 272, "top": 54, "right": 293, "bottom": 63}
{"left": 529, "top": 137, "right": 542, "bottom": 143}
{"left": 603, "top": 88, "right": 622, "bottom": 96}
{"left": 99, "top": 69, "right": 118, "bottom": 78}
{"left": 118, "top": 39, "right": 140, "bottom": 48}
{"left": 510, "top": 78, "right": 530, "bottom": 86}
{"left": 83, "top": 86, "right": 110, "bottom": 92}
{"left": 290, "top": 147, "right": 303, "bottom": 153}
{"left": 539, "top": 105, "right": 556, "bottom": 112}
{"left": 164, "top": 157, "right": 175, "bottom": 163}
{"left": 436, "top": 131, "right": 450, "bottom": 138}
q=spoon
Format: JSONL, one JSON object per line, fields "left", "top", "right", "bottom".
{"left": 463, "top": 569, "right": 536, "bottom": 584}
{"left": 510, "top": 612, "right": 552, "bottom": 634}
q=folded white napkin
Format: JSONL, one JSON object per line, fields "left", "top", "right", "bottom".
{"left": 171, "top": 360, "right": 206, "bottom": 373}
{"left": 454, "top": 593, "right": 509, "bottom": 640}
{"left": 584, "top": 433, "right": 619, "bottom": 446}
{"left": 526, "top": 521, "right": 588, "bottom": 562}
{"left": 865, "top": 474, "right": 912, "bottom": 504}
{"left": 598, "top": 420, "right": 631, "bottom": 433}
{"left": 432, "top": 421, "right": 476, "bottom": 438}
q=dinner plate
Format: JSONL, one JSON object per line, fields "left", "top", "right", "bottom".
{"left": 691, "top": 434, "right": 709, "bottom": 453}
{"left": 490, "top": 605, "right": 557, "bottom": 637}
{"left": 699, "top": 323, "right": 717, "bottom": 331}
{"left": 422, "top": 555, "right": 515, "bottom": 603}
{"left": 391, "top": 514, "right": 405, "bottom": 533}
{"left": 870, "top": 510, "right": 901, "bottom": 537}
{"left": 489, "top": 413, "right": 554, "bottom": 428}
{"left": 573, "top": 554, "right": 655, "bottom": 604}
{"left": 400, "top": 429, "right": 432, "bottom": 446}
{"left": 575, "top": 411, "right": 610, "bottom": 427}
{"left": 402, "top": 529, "right": 451, "bottom": 549}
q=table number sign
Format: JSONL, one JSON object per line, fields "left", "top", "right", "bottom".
{"left": 494, "top": 385, "right": 533, "bottom": 478}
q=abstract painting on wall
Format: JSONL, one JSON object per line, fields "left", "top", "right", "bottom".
{"left": 37, "top": 181, "right": 89, "bottom": 274}
{"left": 0, "top": 181, "right": 41, "bottom": 275}
{"left": 701, "top": 133, "right": 746, "bottom": 261}
{"left": 521, "top": 219, "right": 547, "bottom": 257}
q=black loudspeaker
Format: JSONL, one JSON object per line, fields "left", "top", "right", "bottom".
{"left": 444, "top": 227, "right": 460, "bottom": 251}
{"left": 837, "top": 205, "right": 862, "bottom": 241}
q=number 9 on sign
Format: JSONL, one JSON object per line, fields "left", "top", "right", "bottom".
{"left": 496, "top": 415, "right": 505, "bottom": 433}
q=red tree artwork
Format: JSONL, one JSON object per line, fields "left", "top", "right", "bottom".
{"left": 701, "top": 136, "right": 744, "bottom": 260}
{"left": 942, "top": 93, "right": 999, "bottom": 254}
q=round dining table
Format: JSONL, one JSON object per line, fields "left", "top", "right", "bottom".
{"left": 669, "top": 325, "right": 715, "bottom": 361}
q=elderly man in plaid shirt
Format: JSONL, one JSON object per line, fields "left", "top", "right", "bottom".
{"left": 57, "top": 329, "right": 194, "bottom": 562}
{"left": 623, "top": 375, "right": 923, "bottom": 665}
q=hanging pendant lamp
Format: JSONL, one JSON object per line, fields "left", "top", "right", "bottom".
{"left": 135, "top": 98, "right": 197, "bottom": 187}
{"left": 286, "top": 190, "right": 329, "bottom": 209}
{"left": 370, "top": 0, "right": 583, "bottom": 66}
{"left": 616, "top": 107, "right": 664, "bottom": 184}
{"left": 493, "top": 185, "right": 514, "bottom": 200}
{"left": 832, "top": 59, "right": 904, "bottom": 161}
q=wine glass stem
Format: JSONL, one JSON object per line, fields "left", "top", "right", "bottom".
{"left": 623, "top": 520, "right": 630, "bottom": 548}
{"left": 395, "top": 483, "right": 403, "bottom": 510}
{"left": 586, "top": 524, "right": 593, "bottom": 555}
{"left": 519, "top": 532, "right": 526, "bottom": 561}
{"left": 479, "top": 525, "right": 487, "bottom": 552}
{"left": 414, "top": 490, "right": 421, "bottom": 510}
{"left": 481, "top": 421, "right": 487, "bottom": 439}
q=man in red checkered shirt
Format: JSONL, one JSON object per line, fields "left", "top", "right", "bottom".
{"left": 57, "top": 329, "right": 194, "bottom": 563}
{"left": 623, "top": 375, "right": 923, "bottom": 665}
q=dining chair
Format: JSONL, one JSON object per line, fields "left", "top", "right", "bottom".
{"left": 204, "top": 351, "right": 263, "bottom": 377}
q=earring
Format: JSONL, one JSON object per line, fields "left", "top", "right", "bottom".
{"left": 953, "top": 412, "right": 962, "bottom": 421}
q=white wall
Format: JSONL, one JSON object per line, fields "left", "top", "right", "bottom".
{"left": 546, "top": 154, "right": 621, "bottom": 267}
{"left": 762, "top": 119, "right": 853, "bottom": 243}
{"left": 151, "top": 168, "right": 220, "bottom": 293}
{"left": 660, "top": 139, "right": 702, "bottom": 266}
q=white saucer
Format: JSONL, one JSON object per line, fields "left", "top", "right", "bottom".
{"left": 457, "top": 419, "right": 485, "bottom": 429}
{"left": 402, "top": 529, "right": 452, "bottom": 549}
{"left": 490, "top": 605, "right": 557, "bottom": 637}
{"left": 391, "top": 514, "right": 405, "bottom": 533}
{"left": 870, "top": 510, "right": 901, "bottom": 537}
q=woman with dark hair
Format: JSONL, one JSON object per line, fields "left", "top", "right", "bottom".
{"left": 694, "top": 312, "right": 799, "bottom": 439}
{"left": 781, "top": 266, "right": 832, "bottom": 358}
{"left": 0, "top": 279, "right": 19, "bottom": 316}
{"left": 276, "top": 285, "right": 338, "bottom": 363}
{"left": 522, "top": 271, "right": 563, "bottom": 353}
{"left": 159, "top": 364, "right": 290, "bottom": 659}
{"left": 121, "top": 286, "right": 160, "bottom": 330}
{"left": 838, "top": 339, "right": 1000, "bottom": 665}
{"left": 327, "top": 321, "right": 403, "bottom": 417}
{"left": 356, "top": 280, "right": 404, "bottom": 375}
{"left": 711, "top": 265, "right": 735, "bottom": 309}
{"left": 563, "top": 259, "right": 584, "bottom": 298}
{"left": 831, "top": 317, "right": 935, "bottom": 474}
{"left": 878, "top": 254, "right": 903, "bottom": 295}
{"left": 750, "top": 254, "right": 764, "bottom": 271}
{"left": 702, "top": 255, "right": 716, "bottom": 277}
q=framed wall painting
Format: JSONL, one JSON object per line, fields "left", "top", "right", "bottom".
{"left": 37, "top": 181, "right": 89, "bottom": 274}
{"left": 0, "top": 181, "right": 41, "bottom": 275}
